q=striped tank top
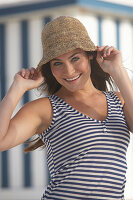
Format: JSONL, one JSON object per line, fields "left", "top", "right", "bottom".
{"left": 39, "top": 91, "right": 130, "bottom": 200}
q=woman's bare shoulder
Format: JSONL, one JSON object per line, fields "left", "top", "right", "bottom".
{"left": 27, "top": 96, "right": 52, "bottom": 117}
{"left": 28, "top": 96, "right": 50, "bottom": 106}
{"left": 33, "top": 97, "right": 52, "bottom": 130}
{"left": 21, "top": 97, "right": 53, "bottom": 133}
{"left": 24, "top": 96, "right": 51, "bottom": 111}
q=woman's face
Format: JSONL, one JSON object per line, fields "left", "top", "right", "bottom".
{"left": 50, "top": 48, "right": 93, "bottom": 92}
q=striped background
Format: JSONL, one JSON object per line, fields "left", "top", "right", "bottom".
{"left": 0, "top": 0, "right": 133, "bottom": 199}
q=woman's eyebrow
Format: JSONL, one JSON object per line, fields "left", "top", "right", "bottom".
{"left": 51, "top": 58, "right": 61, "bottom": 61}
{"left": 68, "top": 52, "right": 81, "bottom": 59}
{"left": 51, "top": 51, "right": 82, "bottom": 62}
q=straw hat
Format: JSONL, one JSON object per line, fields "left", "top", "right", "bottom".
{"left": 37, "top": 16, "right": 97, "bottom": 70}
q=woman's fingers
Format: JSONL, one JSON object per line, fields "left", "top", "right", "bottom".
{"left": 29, "top": 68, "right": 36, "bottom": 79}
{"left": 14, "top": 68, "right": 44, "bottom": 91}
{"left": 97, "top": 46, "right": 117, "bottom": 58}
{"left": 20, "top": 68, "right": 44, "bottom": 83}
{"left": 103, "top": 46, "right": 116, "bottom": 58}
{"left": 103, "top": 46, "right": 111, "bottom": 57}
{"left": 20, "top": 68, "right": 26, "bottom": 77}
{"left": 96, "top": 45, "right": 122, "bottom": 74}
{"left": 19, "top": 68, "right": 37, "bottom": 79}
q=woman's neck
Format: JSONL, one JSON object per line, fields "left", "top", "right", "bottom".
{"left": 55, "top": 83, "right": 101, "bottom": 100}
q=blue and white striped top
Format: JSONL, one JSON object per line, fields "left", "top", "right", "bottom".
{"left": 39, "top": 91, "right": 130, "bottom": 200}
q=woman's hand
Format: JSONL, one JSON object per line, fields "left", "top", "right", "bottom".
{"left": 96, "top": 46, "right": 123, "bottom": 75}
{"left": 14, "top": 67, "right": 44, "bottom": 92}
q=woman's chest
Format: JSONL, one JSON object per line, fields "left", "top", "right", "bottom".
{"left": 65, "top": 96, "right": 108, "bottom": 121}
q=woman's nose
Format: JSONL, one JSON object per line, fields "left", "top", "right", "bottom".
{"left": 64, "top": 63, "right": 75, "bottom": 76}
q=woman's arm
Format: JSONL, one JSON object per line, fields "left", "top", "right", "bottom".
{"left": 111, "top": 67, "right": 133, "bottom": 132}
{"left": 0, "top": 68, "right": 50, "bottom": 152}
{"left": 97, "top": 46, "right": 133, "bottom": 132}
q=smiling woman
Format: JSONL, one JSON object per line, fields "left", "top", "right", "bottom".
{"left": 50, "top": 49, "right": 92, "bottom": 92}
{"left": 0, "top": 16, "right": 133, "bottom": 200}
{"left": 39, "top": 49, "right": 112, "bottom": 95}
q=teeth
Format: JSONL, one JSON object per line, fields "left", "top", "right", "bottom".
{"left": 65, "top": 75, "right": 80, "bottom": 81}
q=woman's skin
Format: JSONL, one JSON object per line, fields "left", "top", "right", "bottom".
{"left": 0, "top": 46, "right": 133, "bottom": 152}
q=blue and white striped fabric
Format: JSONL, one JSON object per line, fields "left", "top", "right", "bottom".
{"left": 39, "top": 91, "right": 130, "bottom": 200}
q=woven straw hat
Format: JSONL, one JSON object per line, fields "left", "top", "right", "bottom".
{"left": 37, "top": 16, "right": 97, "bottom": 70}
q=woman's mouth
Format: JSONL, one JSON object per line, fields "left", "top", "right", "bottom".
{"left": 65, "top": 74, "right": 81, "bottom": 82}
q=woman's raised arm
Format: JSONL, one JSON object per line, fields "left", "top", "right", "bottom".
{"left": 0, "top": 68, "right": 51, "bottom": 152}
{"left": 97, "top": 46, "right": 133, "bottom": 132}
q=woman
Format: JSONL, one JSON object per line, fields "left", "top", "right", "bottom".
{"left": 0, "top": 16, "right": 133, "bottom": 200}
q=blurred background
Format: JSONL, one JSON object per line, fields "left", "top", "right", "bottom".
{"left": 0, "top": 0, "right": 133, "bottom": 199}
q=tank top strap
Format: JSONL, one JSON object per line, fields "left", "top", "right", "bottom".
{"left": 105, "top": 91, "right": 125, "bottom": 119}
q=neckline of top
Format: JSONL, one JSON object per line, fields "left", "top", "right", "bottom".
{"left": 50, "top": 91, "right": 111, "bottom": 123}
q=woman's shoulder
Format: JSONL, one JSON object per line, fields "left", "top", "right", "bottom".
{"left": 28, "top": 96, "right": 52, "bottom": 116}
{"left": 23, "top": 97, "right": 53, "bottom": 133}
{"left": 28, "top": 97, "right": 53, "bottom": 133}
{"left": 25, "top": 96, "right": 51, "bottom": 110}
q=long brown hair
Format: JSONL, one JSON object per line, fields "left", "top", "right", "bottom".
{"left": 24, "top": 51, "right": 114, "bottom": 153}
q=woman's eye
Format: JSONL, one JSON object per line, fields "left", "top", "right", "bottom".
{"left": 53, "top": 62, "right": 62, "bottom": 66}
{"left": 72, "top": 57, "right": 79, "bottom": 62}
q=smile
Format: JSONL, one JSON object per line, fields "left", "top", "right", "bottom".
{"left": 65, "top": 74, "right": 81, "bottom": 82}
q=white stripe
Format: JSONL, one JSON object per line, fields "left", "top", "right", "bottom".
{"left": 6, "top": 20, "right": 24, "bottom": 188}
{"left": 28, "top": 18, "right": 48, "bottom": 188}
{"left": 76, "top": 15, "right": 99, "bottom": 46}
{"left": 119, "top": 20, "right": 133, "bottom": 70}
{"left": 102, "top": 17, "right": 117, "bottom": 47}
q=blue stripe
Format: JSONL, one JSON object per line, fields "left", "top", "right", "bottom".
{"left": 61, "top": 181, "right": 122, "bottom": 190}
{"left": 62, "top": 177, "right": 123, "bottom": 186}
{"left": 21, "top": 20, "right": 29, "bottom": 104}
{"left": 0, "top": 0, "right": 133, "bottom": 18}
{"left": 0, "top": 0, "right": 76, "bottom": 16}
{"left": 45, "top": 188, "right": 123, "bottom": 199}
{"left": 0, "top": 24, "right": 9, "bottom": 188}
{"left": 57, "top": 185, "right": 122, "bottom": 194}
{"left": 1, "top": 151, "right": 9, "bottom": 188}
{"left": 116, "top": 20, "right": 120, "bottom": 50}
{"left": 21, "top": 20, "right": 31, "bottom": 187}
{"left": 98, "top": 16, "right": 102, "bottom": 46}
{"left": 78, "top": 0, "right": 133, "bottom": 17}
